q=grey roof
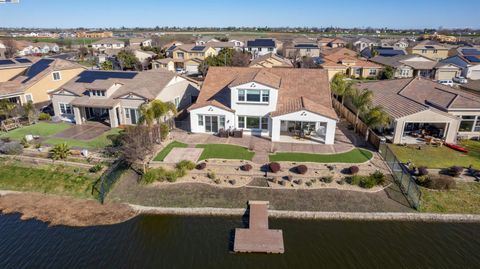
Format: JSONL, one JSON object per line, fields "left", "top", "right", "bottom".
{"left": 370, "top": 55, "right": 437, "bottom": 70}
{"left": 92, "top": 38, "right": 125, "bottom": 45}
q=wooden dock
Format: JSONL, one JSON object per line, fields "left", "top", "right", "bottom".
{"left": 233, "top": 201, "right": 284, "bottom": 254}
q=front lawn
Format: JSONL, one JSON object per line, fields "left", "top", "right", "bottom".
{"left": 0, "top": 122, "right": 71, "bottom": 140}
{"left": 196, "top": 144, "right": 255, "bottom": 161}
{"left": 419, "top": 182, "right": 480, "bottom": 214}
{"left": 154, "top": 141, "right": 188, "bottom": 161}
{"left": 0, "top": 160, "right": 98, "bottom": 198}
{"left": 269, "top": 148, "right": 373, "bottom": 163}
{"left": 44, "top": 128, "right": 122, "bottom": 149}
{"left": 388, "top": 141, "right": 480, "bottom": 169}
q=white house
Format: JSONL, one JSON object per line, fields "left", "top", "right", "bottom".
{"left": 188, "top": 67, "right": 338, "bottom": 144}
{"left": 91, "top": 38, "right": 125, "bottom": 51}
{"left": 353, "top": 38, "right": 379, "bottom": 52}
{"left": 129, "top": 38, "right": 152, "bottom": 48}
{"left": 50, "top": 70, "right": 199, "bottom": 127}
{"left": 246, "top": 39, "right": 277, "bottom": 59}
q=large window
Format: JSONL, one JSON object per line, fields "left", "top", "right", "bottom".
{"left": 59, "top": 103, "right": 72, "bottom": 114}
{"left": 369, "top": 69, "right": 377, "bottom": 76}
{"left": 198, "top": 115, "right": 204, "bottom": 126}
{"left": 459, "top": 115, "right": 479, "bottom": 132}
{"left": 238, "top": 89, "right": 270, "bottom": 103}
{"left": 52, "top": 71, "right": 61, "bottom": 81}
{"left": 238, "top": 116, "right": 268, "bottom": 130}
{"left": 89, "top": 89, "right": 106, "bottom": 97}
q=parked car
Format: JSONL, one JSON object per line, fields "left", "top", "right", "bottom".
{"left": 453, "top": 76, "right": 468, "bottom": 84}
{"left": 438, "top": 80, "right": 454, "bottom": 87}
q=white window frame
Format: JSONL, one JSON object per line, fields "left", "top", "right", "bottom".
{"left": 25, "top": 94, "right": 34, "bottom": 103}
{"left": 59, "top": 103, "right": 72, "bottom": 114}
{"left": 237, "top": 89, "right": 270, "bottom": 104}
{"left": 52, "top": 71, "right": 61, "bottom": 81}
{"left": 174, "top": 96, "right": 181, "bottom": 108}
{"left": 369, "top": 69, "right": 377, "bottom": 76}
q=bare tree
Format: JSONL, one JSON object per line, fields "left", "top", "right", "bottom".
{"left": 3, "top": 39, "right": 17, "bottom": 58}
{"left": 119, "top": 125, "right": 155, "bottom": 173}
{"left": 232, "top": 51, "right": 251, "bottom": 67}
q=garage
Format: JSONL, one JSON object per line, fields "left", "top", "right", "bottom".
{"left": 184, "top": 59, "right": 201, "bottom": 75}
{"left": 434, "top": 63, "right": 461, "bottom": 80}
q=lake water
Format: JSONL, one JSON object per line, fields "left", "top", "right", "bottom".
{"left": 0, "top": 214, "right": 479, "bottom": 269}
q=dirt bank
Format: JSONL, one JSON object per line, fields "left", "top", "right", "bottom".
{"left": 0, "top": 192, "right": 138, "bottom": 227}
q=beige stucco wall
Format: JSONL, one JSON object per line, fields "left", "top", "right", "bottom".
{"left": 392, "top": 110, "right": 459, "bottom": 144}
{"left": 23, "top": 68, "right": 84, "bottom": 105}
{"left": 435, "top": 68, "right": 460, "bottom": 80}
{"left": 325, "top": 68, "right": 347, "bottom": 81}
{"left": 157, "top": 79, "right": 199, "bottom": 110}
{"left": 360, "top": 68, "right": 382, "bottom": 78}
{"left": 412, "top": 49, "right": 449, "bottom": 60}
{"left": 0, "top": 67, "right": 28, "bottom": 82}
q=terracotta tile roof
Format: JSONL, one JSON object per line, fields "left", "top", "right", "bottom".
{"left": 173, "top": 44, "right": 212, "bottom": 53}
{"left": 0, "top": 81, "right": 23, "bottom": 96}
{"left": 321, "top": 47, "right": 357, "bottom": 57}
{"left": 190, "top": 67, "right": 337, "bottom": 119}
{"left": 322, "top": 54, "right": 382, "bottom": 69}
{"left": 249, "top": 53, "right": 293, "bottom": 68}
{"left": 92, "top": 38, "right": 124, "bottom": 45}
{"left": 370, "top": 55, "right": 437, "bottom": 70}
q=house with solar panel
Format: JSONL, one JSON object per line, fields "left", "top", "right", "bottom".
{"left": 284, "top": 38, "right": 320, "bottom": 59}
{"left": 0, "top": 57, "right": 84, "bottom": 107}
{"left": 441, "top": 47, "right": 480, "bottom": 80}
{"left": 245, "top": 39, "right": 277, "bottom": 59}
{"left": 170, "top": 44, "right": 217, "bottom": 74}
{"left": 188, "top": 67, "right": 338, "bottom": 144}
{"left": 50, "top": 70, "right": 199, "bottom": 127}
{"left": 410, "top": 42, "right": 450, "bottom": 61}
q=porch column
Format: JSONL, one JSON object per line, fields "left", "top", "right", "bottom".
{"left": 73, "top": 106, "right": 82, "bottom": 125}
{"left": 109, "top": 107, "right": 119, "bottom": 128}
{"left": 271, "top": 117, "right": 281, "bottom": 141}
{"left": 324, "top": 121, "right": 336, "bottom": 145}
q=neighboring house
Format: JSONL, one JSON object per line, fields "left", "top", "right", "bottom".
{"left": 380, "top": 39, "right": 409, "bottom": 49}
{"left": 460, "top": 80, "right": 480, "bottom": 96}
{"left": 284, "top": 38, "right": 321, "bottom": 59}
{"left": 360, "top": 47, "right": 407, "bottom": 59}
{"left": 76, "top": 31, "right": 113, "bottom": 38}
{"left": 249, "top": 53, "right": 293, "bottom": 68}
{"left": 50, "top": 70, "right": 199, "bottom": 127}
{"left": 320, "top": 54, "right": 383, "bottom": 80}
{"left": 433, "top": 62, "right": 462, "bottom": 81}
{"left": 0, "top": 42, "right": 5, "bottom": 59}
{"left": 318, "top": 38, "right": 347, "bottom": 48}
{"left": 246, "top": 39, "right": 277, "bottom": 59}
{"left": 442, "top": 47, "right": 480, "bottom": 80}
{"left": 129, "top": 38, "right": 152, "bottom": 48}
{"left": 370, "top": 55, "right": 440, "bottom": 79}
{"left": 229, "top": 39, "right": 245, "bottom": 49}
{"left": 164, "top": 41, "right": 184, "bottom": 58}
{"left": 133, "top": 49, "right": 157, "bottom": 63}
{"left": 0, "top": 58, "right": 85, "bottom": 107}
{"left": 356, "top": 77, "right": 480, "bottom": 143}
{"left": 0, "top": 58, "right": 34, "bottom": 82}
{"left": 188, "top": 67, "right": 338, "bottom": 144}
{"left": 171, "top": 44, "right": 217, "bottom": 74}
{"left": 410, "top": 42, "right": 450, "bottom": 60}
{"left": 321, "top": 47, "right": 358, "bottom": 58}
{"left": 353, "top": 38, "right": 379, "bottom": 52}
{"left": 152, "top": 58, "right": 175, "bottom": 72}
{"left": 206, "top": 41, "right": 235, "bottom": 53}
{"left": 15, "top": 41, "right": 59, "bottom": 56}
{"left": 91, "top": 38, "right": 125, "bottom": 51}
{"left": 195, "top": 37, "right": 220, "bottom": 46}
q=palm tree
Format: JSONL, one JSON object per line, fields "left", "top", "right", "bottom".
{"left": 350, "top": 88, "right": 373, "bottom": 132}
{"left": 49, "top": 143, "right": 71, "bottom": 160}
{"left": 331, "top": 73, "right": 354, "bottom": 105}
{"left": 138, "top": 103, "right": 155, "bottom": 128}
{"left": 363, "top": 106, "right": 390, "bottom": 141}
{"left": 150, "top": 100, "right": 177, "bottom": 124}
{"left": 0, "top": 100, "right": 17, "bottom": 120}
{"left": 22, "top": 102, "right": 35, "bottom": 124}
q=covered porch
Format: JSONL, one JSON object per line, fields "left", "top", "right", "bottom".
{"left": 70, "top": 97, "right": 121, "bottom": 128}
{"left": 278, "top": 120, "right": 328, "bottom": 144}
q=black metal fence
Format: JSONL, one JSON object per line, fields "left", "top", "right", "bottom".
{"left": 379, "top": 143, "right": 422, "bottom": 209}
{"left": 93, "top": 160, "right": 128, "bottom": 204}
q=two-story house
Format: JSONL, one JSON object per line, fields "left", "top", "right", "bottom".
{"left": 171, "top": 44, "right": 218, "bottom": 74}
{"left": 284, "top": 38, "right": 321, "bottom": 59}
{"left": 441, "top": 47, "right": 480, "bottom": 80}
{"left": 50, "top": 70, "right": 199, "bottom": 127}
{"left": 246, "top": 39, "right": 277, "bottom": 59}
{"left": 91, "top": 38, "right": 126, "bottom": 51}
{"left": 188, "top": 67, "right": 338, "bottom": 144}
{"left": 410, "top": 42, "right": 450, "bottom": 60}
{"left": 129, "top": 38, "right": 152, "bottom": 49}
{"left": 0, "top": 57, "right": 85, "bottom": 107}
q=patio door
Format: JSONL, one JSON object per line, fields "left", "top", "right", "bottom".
{"left": 130, "top": 109, "right": 138, "bottom": 125}
{"left": 205, "top": 115, "right": 219, "bottom": 133}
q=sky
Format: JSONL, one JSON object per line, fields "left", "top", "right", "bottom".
{"left": 0, "top": 0, "right": 479, "bottom": 29}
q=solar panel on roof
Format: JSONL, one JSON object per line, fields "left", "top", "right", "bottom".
{"left": 425, "top": 46, "right": 435, "bottom": 49}
{"left": 0, "top": 60, "right": 15, "bottom": 65}
{"left": 22, "top": 59, "right": 55, "bottom": 83}
{"left": 294, "top": 44, "right": 318, "bottom": 48}
{"left": 75, "top": 70, "right": 138, "bottom": 83}
{"left": 462, "top": 49, "right": 480, "bottom": 56}
{"left": 465, "top": 56, "right": 480, "bottom": 63}
{"left": 167, "top": 45, "right": 176, "bottom": 51}
{"left": 15, "top": 58, "right": 32, "bottom": 63}
{"left": 247, "top": 39, "right": 275, "bottom": 47}
{"left": 191, "top": 46, "right": 205, "bottom": 51}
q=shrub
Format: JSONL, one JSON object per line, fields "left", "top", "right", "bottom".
{"left": 38, "top": 112, "right": 51, "bottom": 121}
{"left": 160, "top": 123, "right": 170, "bottom": 141}
{"left": 89, "top": 164, "right": 103, "bottom": 173}
{"left": 214, "top": 178, "right": 221, "bottom": 184}
{"left": 35, "top": 143, "right": 42, "bottom": 149}
{"left": 416, "top": 175, "right": 429, "bottom": 184}
{"left": 295, "top": 179, "right": 303, "bottom": 185}
{"left": 175, "top": 167, "right": 187, "bottom": 178}
{"left": 269, "top": 162, "right": 281, "bottom": 173}
{"left": 196, "top": 162, "right": 207, "bottom": 170}
{"left": 241, "top": 164, "right": 252, "bottom": 171}
{"left": 20, "top": 137, "right": 30, "bottom": 148}
{"left": 417, "top": 166, "right": 429, "bottom": 176}
{"left": 349, "top": 166, "right": 360, "bottom": 175}
{"left": 369, "top": 170, "right": 386, "bottom": 185}
{"left": 176, "top": 160, "right": 196, "bottom": 171}
{"left": 207, "top": 171, "right": 216, "bottom": 180}
{"left": 448, "top": 166, "right": 464, "bottom": 177}
{"left": 296, "top": 165, "right": 308, "bottom": 174}
{"left": 165, "top": 170, "right": 179, "bottom": 182}
{"left": 424, "top": 175, "right": 456, "bottom": 190}
{"left": 337, "top": 179, "right": 345, "bottom": 185}
{"left": 347, "top": 175, "right": 363, "bottom": 185}
{"left": 49, "top": 143, "right": 71, "bottom": 160}
{"left": 306, "top": 181, "right": 312, "bottom": 187}
{"left": 0, "top": 141, "right": 23, "bottom": 155}
{"left": 359, "top": 177, "right": 376, "bottom": 189}
{"left": 280, "top": 180, "right": 286, "bottom": 186}
{"left": 142, "top": 170, "right": 157, "bottom": 184}
{"left": 321, "top": 176, "right": 334, "bottom": 183}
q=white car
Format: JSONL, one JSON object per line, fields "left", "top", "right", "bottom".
{"left": 438, "top": 80, "right": 454, "bottom": 87}
{"left": 453, "top": 76, "right": 468, "bottom": 84}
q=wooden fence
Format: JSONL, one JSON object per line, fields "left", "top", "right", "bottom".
{"left": 332, "top": 98, "right": 382, "bottom": 149}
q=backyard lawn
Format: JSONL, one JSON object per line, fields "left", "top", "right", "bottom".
{"left": 0, "top": 122, "right": 70, "bottom": 140}
{"left": 154, "top": 141, "right": 188, "bottom": 161}
{"left": 196, "top": 144, "right": 255, "bottom": 161}
{"left": 419, "top": 182, "right": 480, "bottom": 214}
{"left": 388, "top": 140, "right": 480, "bottom": 169}
{"left": 269, "top": 148, "right": 373, "bottom": 163}
{"left": 44, "top": 128, "right": 122, "bottom": 149}
{"left": 0, "top": 160, "right": 98, "bottom": 199}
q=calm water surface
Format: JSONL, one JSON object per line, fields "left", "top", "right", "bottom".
{"left": 0, "top": 214, "right": 479, "bottom": 269}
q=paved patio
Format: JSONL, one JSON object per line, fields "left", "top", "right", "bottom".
{"left": 53, "top": 122, "right": 110, "bottom": 140}
{"left": 163, "top": 148, "right": 203, "bottom": 163}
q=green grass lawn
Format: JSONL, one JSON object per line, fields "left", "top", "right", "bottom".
{"left": 388, "top": 141, "right": 480, "bottom": 169}
{"left": 196, "top": 144, "right": 255, "bottom": 161}
{"left": 154, "top": 141, "right": 188, "bottom": 161}
{"left": 0, "top": 122, "right": 71, "bottom": 140}
{"left": 269, "top": 148, "right": 373, "bottom": 163}
{"left": 44, "top": 128, "right": 122, "bottom": 149}
{"left": 419, "top": 182, "right": 480, "bottom": 214}
{"left": 0, "top": 161, "right": 98, "bottom": 198}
